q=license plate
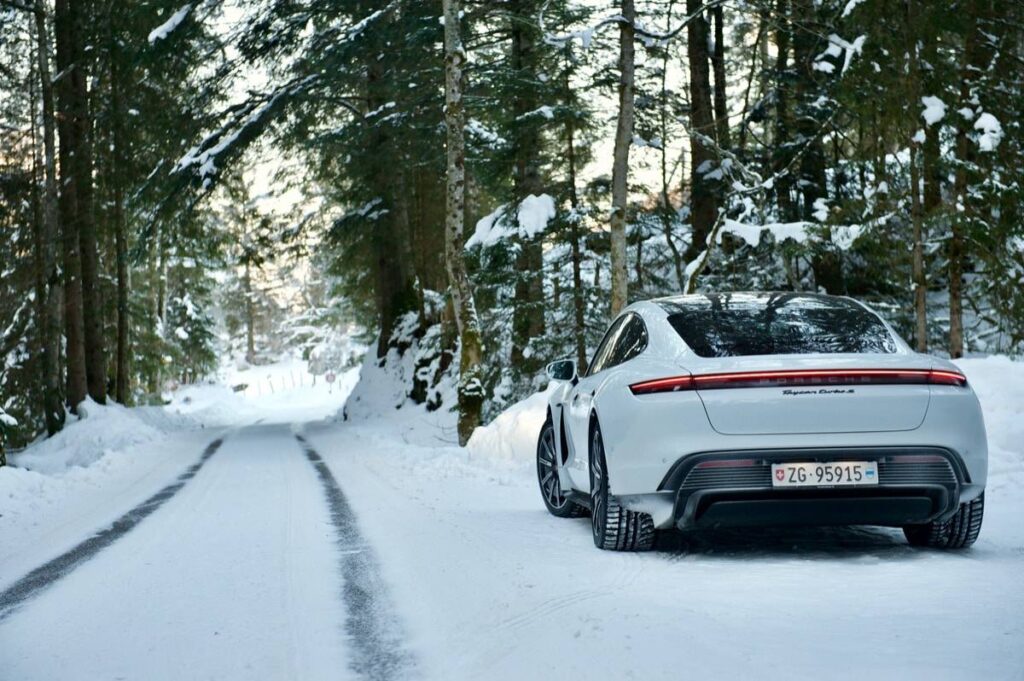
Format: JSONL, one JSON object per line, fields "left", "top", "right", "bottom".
{"left": 771, "top": 461, "right": 878, "bottom": 488}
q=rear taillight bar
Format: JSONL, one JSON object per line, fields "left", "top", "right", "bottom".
{"left": 629, "top": 368, "right": 967, "bottom": 395}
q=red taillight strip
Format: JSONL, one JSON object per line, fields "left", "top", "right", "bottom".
{"left": 629, "top": 368, "right": 967, "bottom": 395}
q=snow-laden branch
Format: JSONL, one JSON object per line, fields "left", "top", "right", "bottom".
{"left": 343, "top": 0, "right": 400, "bottom": 41}
{"left": 169, "top": 0, "right": 397, "bottom": 192}
{"left": 0, "top": 407, "right": 17, "bottom": 428}
{"left": 812, "top": 33, "right": 867, "bottom": 76}
{"left": 538, "top": 0, "right": 726, "bottom": 48}
{"left": 148, "top": 4, "right": 192, "bottom": 44}
{"left": 174, "top": 75, "right": 318, "bottom": 188}
{"left": 680, "top": 110, "right": 862, "bottom": 293}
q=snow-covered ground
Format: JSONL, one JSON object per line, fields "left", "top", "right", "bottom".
{"left": 1, "top": 355, "right": 1022, "bottom": 679}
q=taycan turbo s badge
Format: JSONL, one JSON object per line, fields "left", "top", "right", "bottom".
{"left": 781, "top": 388, "right": 856, "bottom": 396}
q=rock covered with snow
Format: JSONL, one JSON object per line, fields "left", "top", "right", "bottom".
{"left": 342, "top": 309, "right": 457, "bottom": 423}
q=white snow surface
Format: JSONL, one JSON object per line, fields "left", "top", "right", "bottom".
{"left": 465, "top": 194, "right": 556, "bottom": 248}
{"left": 718, "top": 218, "right": 866, "bottom": 251}
{"left": 973, "top": 112, "right": 1003, "bottom": 152}
{"left": 9, "top": 399, "right": 190, "bottom": 475}
{"left": 841, "top": 0, "right": 865, "bottom": 17}
{"left": 0, "top": 408, "right": 17, "bottom": 427}
{"left": 921, "top": 95, "right": 947, "bottom": 126}
{"left": 147, "top": 4, "right": 192, "bottom": 44}
{"left": 2, "top": 356, "right": 1023, "bottom": 679}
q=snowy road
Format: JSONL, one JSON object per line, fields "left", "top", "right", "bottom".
{"left": 2, "top": 368, "right": 1024, "bottom": 680}
{"left": 0, "top": 424, "right": 409, "bottom": 681}
{"left": 300, "top": 417, "right": 1024, "bottom": 681}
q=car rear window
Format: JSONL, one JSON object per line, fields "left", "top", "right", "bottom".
{"left": 660, "top": 293, "right": 898, "bottom": 357}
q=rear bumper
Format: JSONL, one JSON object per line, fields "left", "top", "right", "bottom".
{"left": 658, "top": 447, "right": 967, "bottom": 530}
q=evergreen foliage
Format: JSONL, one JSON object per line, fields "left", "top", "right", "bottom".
{"left": 0, "top": 0, "right": 1022, "bottom": 449}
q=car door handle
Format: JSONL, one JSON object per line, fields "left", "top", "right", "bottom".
{"left": 572, "top": 393, "right": 580, "bottom": 404}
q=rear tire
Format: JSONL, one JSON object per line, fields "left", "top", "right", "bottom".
{"left": 589, "top": 420, "right": 654, "bottom": 551}
{"left": 903, "top": 493, "right": 984, "bottom": 549}
{"left": 537, "top": 416, "right": 586, "bottom": 518}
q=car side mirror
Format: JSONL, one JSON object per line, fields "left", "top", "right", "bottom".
{"left": 546, "top": 359, "right": 578, "bottom": 384}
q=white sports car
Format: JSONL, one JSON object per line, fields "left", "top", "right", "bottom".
{"left": 537, "top": 292, "right": 987, "bottom": 551}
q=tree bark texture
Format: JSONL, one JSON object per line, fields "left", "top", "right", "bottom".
{"left": 33, "top": 0, "right": 65, "bottom": 432}
{"left": 509, "top": 0, "right": 547, "bottom": 368}
{"left": 685, "top": 0, "right": 718, "bottom": 263}
{"left": 609, "top": 0, "right": 635, "bottom": 316}
{"left": 54, "top": 0, "right": 88, "bottom": 411}
{"left": 443, "top": 0, "right": 485, "bottom": 446}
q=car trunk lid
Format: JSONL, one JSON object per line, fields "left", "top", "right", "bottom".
{"left": 691, "top": 355, "right": 933, "bottom": 435}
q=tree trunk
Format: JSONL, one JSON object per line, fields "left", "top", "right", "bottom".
{"left": 772, "top": 0, "right": 795, "bottom": 221}
{"left": 792, "top": 0, "right": 827, "bottom": 220}
{"left": 906, "top": 0, "right": 928, "bottom": 351}
{"left": 910, "top": 143, "right": 928, "bottom": 351}
{"left": 63, "top": 0, "right": 106, "bottom": 404}
{"left": 609, "top": 0, "right": 635, "bottom": 316}
{"left": 33, "top": 0, "right": 65, "bottom": 433}
{"left": 366, "top": 57, "right": 417, "bottom": 357}
{"left": 685, "top": 0, "right": 718, "bottom": 262}
{"left": 509, "top": 0, "right": 547, "bottom": 367}
{"left": 443, "top": 0, "right": 485, "bottom": 446}
{"left": 658, "top": 6, "right": 686, "bottom": 290}
{"left": 921, "top": 23, "right": 942, "bottom": 214}
{"left": 244, "top": 258, "right": 255, "bottom": 363}
{"left": 109, "top": 8, "right": 129, "bottom": 403}
{"left": 54, "top": 0, "right": 88, "bottom": 412}
{"left": 949, "top": 0, "right": 990, "bottom": 359}
{"left": 564, "top": 114, "right": 588, "bottom": 373}
{"left": 711, "top": 3, "right": 730, "bottom": 149}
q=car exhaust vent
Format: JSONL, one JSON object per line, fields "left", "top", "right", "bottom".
{"left": 629, "top": 369, "right": 967, "bottom": 395}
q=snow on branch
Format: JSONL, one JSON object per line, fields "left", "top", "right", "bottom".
{"left": 812, "top": 33, "right": 867, "bottom": 76}
{"left": 174, "top": 75, "right": 319, "bottom": 190}
{"left": 465, "top": 195, "right": 556, "bottom": 249}
{"left": 832, "top": 34, "right": 866, "bottom": 73}
{"left": 344, "top": 0, "right": 399, "bottom": 41}
{"left": 538, "top": 0, "right": 726, "bottom": 49}
{"left": 308, "top": 0, "right": 401, "bottom": 57}
{"left": 148, "top": 4, "right": 192, "bottom": 44}
{"left": 680, "top": 109, "right": 864, "bottom": 293}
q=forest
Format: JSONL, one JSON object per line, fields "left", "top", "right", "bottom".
{"left": 1, "top": 0, "right": 1022, "bottom": 457}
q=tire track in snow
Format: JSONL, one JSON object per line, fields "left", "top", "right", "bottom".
{"left": 0, "top": 438, "right": 224, "bottom": 622}
{"left": 295, "top": 434, "right": 414, "bottom": 681}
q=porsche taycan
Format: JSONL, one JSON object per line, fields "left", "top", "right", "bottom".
{"left": 536, "top": 292, "right": 987, "bottom": 551}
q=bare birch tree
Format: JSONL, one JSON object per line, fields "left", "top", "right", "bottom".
{"left": 444, "top": 0, "right": 485, "bottom": 445}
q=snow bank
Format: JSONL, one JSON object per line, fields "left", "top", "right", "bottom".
{"left": 466, "top": 384, "right": 554, "bottom": 468}
{"left": 10, "top": 399, "right": 190, "bottom": 476}
{"left": 0, "top": 399, "right": 204, "bottom": 565}
{"left": 956, "top": 356, "right": 1024, "bottom": 482}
